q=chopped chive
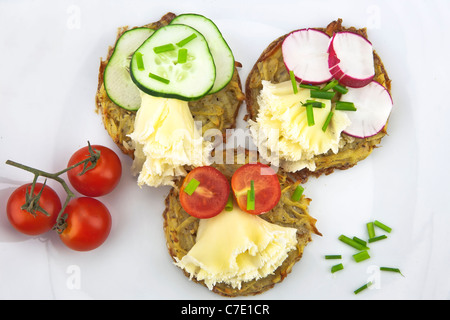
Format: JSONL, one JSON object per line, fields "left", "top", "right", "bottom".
{"left": 225, "top": 193, "right": 233, "bottom": 211}
{"left": 299, "top": 83, "right": 320, "bottom": 90}
{"left": 289, "top": 70, "right": 298, "bottom": 94}
{"left": 335, "top": 101, "right": 357, "bottom": 111}
{"left": 177, "top": 48, "right": 188, "bottom": 64}
{"left": 247, "top": 180, "right": 255, "bottom": 211}
{"left": 338, "top": 235, "right": 369, "bottom": 251}
{"left": 325, "top": 255, "right": 342, "bottom": 260}
{"left": 153, "top": 43, "right": 176, "bottom": 54}
{"left": 149, "top": 73, "right": 170, "bottom": 84}
{"left": 322, "top": 111, "right": 334, "bottom": 132}
{"left": 352, "top": 236, "right": 367, "bottom": 247}
{"left": 368, "top": 235, "right": 388, "bottom": 243}
{"left": 302, "top": 100, "right": 325, "bottom": 108}
{"left": 331, "top": 263, "right": 344, "bottom": 273}
{"left": 367, "top": 222, "right": 376, "bottom": 239}
{"left": 333, "top": 84, "right": 348, "bottom": 94}
{"left": 291, "top": 185, "right": 304, "bottom": 202}
{"left": 176, "top": 33, "right": 197, "bottom": 47}
{"left": 380, "top": 267, "right": 404, "bottom": 277}
{"left": 354, "top": 281, "right": 372, "bottom": 294}
{"left": 183, "top": 178, "right": 200, "bottom": 196}
{"left": 353, "top": 250, "right": 370, "bottom": 262}
{"left": 305, "top": 104, "right": 315, "bottom": 126}
{"left": 321, "top": 79, "right": 339, "bottom": 91}
{"left": 374, "top": 220, "right": 392, "bottom": 233}
{"left": 310, "top": 90, "right": 335, "bottom": 100}
{"left": 135, "top": 52, "right": 145, "bottom": 71}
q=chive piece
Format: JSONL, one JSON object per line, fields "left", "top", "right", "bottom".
{"left": 353, "top": 250, "right": 370, "bottom": 263}
{"left": 331, "top": 263, "right": 344, "bottom": 273}
{"left": 321, "top": 79, "right": 339, "bottom": 91}
{"left": 302, "top": 100, "right": 325, "bottom": 108}
{"left": 177, "top": 33, "right": 197, "bottom": 47}
{"left": 149, "top": 73, "right": 170, "bottom": 84}
{"left": 380, "top": 267, "right": 404, "bottom": 277}
{"left": 306, "top": 104, "right": 314, "bottom": 126}
{"left": 289, "top": 70, "right": 298, "bottom": 94}
{"left": 153, "top": 43, "right": 176, "bottom": 54}
{"left": 374, "top": 220, "right": 392, "bottom": 233}
{"left": 177, "top": 48, "right": 188, "bottom": 64}
{"left": 325, "top": 255, "right": 342, "bottom": 260}
{"left": 247, "top": 180, "right": 255, "bottom": 211}
{"left": 352, "top": 236, "right": 367, "bottom": 247}
{"left": 225, "top": 193, "right": 233, "bottom": 211}
{"left": 333, "top": 84, "right": 348, "bottom": 94}
{"left": 183, "top": 178, "right": 200, "bottom": 196}
{"left": 135, "top": 52, "right": 145, "bottom": 71}
{"left": 354, "top": 281, "right": 372, "bottom": 294}
{"left": 338, "top": 235, "right": 369, "bottom": 251}
{"left": 335, "top": 101, "right": 357, "bottom": 111}
{"left": 367, "top": 222, "right": 376, "bottom": 239}
{"left": 310, "top": 90, "right": 335, "bottom": 100}
{"left": 300, "top": 83, "right": 320, "bottom": 90}
{"left": 291, "top": 185, "right": 304, "bottom": 202}
{"left": 322, "top": 111, "right": 334, "bottom": 132}
{"left": 368, "top": 235, "right": 388, "bottom": 243}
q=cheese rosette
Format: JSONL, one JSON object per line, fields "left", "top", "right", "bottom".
{"left": 129, "top": 91, "right": 213, "bottom": 187}
{"left": 175, "top": 206, "right": 298, "bottom": 290}
{"left": 248, "top": 80, "right": 351, "bottom": 172}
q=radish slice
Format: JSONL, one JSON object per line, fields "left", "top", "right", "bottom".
{"left": 328, "top": 31, "right": 375, "bottom": 88}
{"left": 340, "top": 81, "right": 393, "bottom": 138}
{"left": 282, "top": 28, "right": 333, "bottom": 85}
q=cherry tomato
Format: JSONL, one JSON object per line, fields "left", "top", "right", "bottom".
{"left": 67, "top": 145, "right": 122, "bottom": 197}
{"left": 59, "top": 197, "right": 112, "bottom": 251}
{"left": 179, "top": 166, "right": 230, "bottom": 219}
{"left": 231, "top": 162, "right": 281, "bottom": 215}
{"left": 6, "top": 183, "right": 61, "bottom": 236}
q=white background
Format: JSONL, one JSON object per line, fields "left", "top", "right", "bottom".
{"left": 0, "top": 0, "right": 449, "bottom": 300}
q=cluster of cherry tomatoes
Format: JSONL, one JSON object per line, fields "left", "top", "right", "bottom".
{"left": 6, "top": 144, "right": 122, "bottom": 252}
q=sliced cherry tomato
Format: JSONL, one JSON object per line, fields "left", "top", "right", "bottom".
{"left": 231, "top": 162, "right": 281, "bottom": 215}
{"left": 59, "top": 197, "right": 112, "bottom": 251}
{"left": 6, "top": 183, "right": 61, "bottom": 236}
{"left": 179, "top": 166, "right": 230, "bottom": 219}
{"left": 67, "top": 145, "right": 122, "bottom": 197}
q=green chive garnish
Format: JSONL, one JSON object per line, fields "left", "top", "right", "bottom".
{"left": 291, "top": 185, "right": 304, "bottom": 202}
{"left": 354, "top": 281, "right": 372, "bottom": 294}
{"left": 225, "top": 193, "right": 233, "bottom": 211}
{"left": 325, "top": 255, "right": 342, "bottom": 260}
{"left": 153, "top": 43, "right": 176, "bottom": 54}
{"left": 247, "top": 180, "right": 255, "bottom": 211}
{"left": 374, "top": 220, "right": 392, "bottom": 233}
{"left": 338, "top": 235, "right": 369, "bottom": 251}
{"left": 380, "top": 267, "right": 404, "bottom": 276}
{"left": 321, "top": 79, "right": 339, "bottom": 91}
{"left": 299, "top": 84, "right": 320, "bottom": 90}
{"left": 352, "top": 236, "right": 367, "bottom": 247}
{"left": 149, "top": 73, "right": 170, "bottom": 84}
{"left": 177, "top": 33, "right": 197, "bottom": 47}
{"left": 177, "top": 48, "right": 188, "bottom": 64}
{"left": 310, "top": 90, "right": 335, "bottom": 100}
{"left": 135, "top": 52, "right": 145, "bottom": 71}
{"left": 353, "top": 250, "right": 370, "bottom": 263}
{"left": 333, "top": 84, "right": 348, "bottom": 94}
{"left": 289, "top": 70, "right": 298, "bottom": 94}
{"left": 322, "top": 111, "right": 334, "bottom": 132}
{"left": 335, "top": 101, "right": 357, "bottom": 111}
{"left": 183, "top": 178, "right": 200, "bottom": 196}
{"left": 331, "top": 263, "right": 344, "bottom": 273}
{"left": 367, "top": 222, "right": 376, "bottom": 239}
{"left": 368, "top": 235, "right": 388, "bottom": 243}
{"left": 306, "top": 104, "right": 314, "bottom": 126}
{"left": 302, "top": 100, "right": 325, "bottom": 108}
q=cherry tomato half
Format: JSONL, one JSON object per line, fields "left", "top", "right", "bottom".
{"left": 59, "top": 197, "right": 112, "bottom": 251}
{"left": 67, "top": 145, "right": 122, "bottom": 197}
{"left": 231, "top": 162, "right": 281, "bottom": 215}
{"left": 179, "top": 166, "right": 230, "bottom": 219}
{"left": 6, "top": 183, "right": 61, "bottom": 236}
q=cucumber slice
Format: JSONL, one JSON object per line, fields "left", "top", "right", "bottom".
{"left": 130, "top": 24, "right": 216, "bottom": 101}
{"left": 104, "top": 27, "right": 154, "bottom": 111}
{"left": 170, "top": 14, "right": 235, "bottom": 94}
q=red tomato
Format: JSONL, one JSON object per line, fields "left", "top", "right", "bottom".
{"left": 179, "top": 166, "right": 230, "bottom": 219}
{"left": 231, "top": 162, "right": 281, "bottom": 215}
{"left": 67, "top": 145, "right": 122, "bottom": 197}
{"left": 59, "top": 197, "right": 112, "bottom": 251}
{"left": 6, "top": 183, "right": 61, "bottom": 236}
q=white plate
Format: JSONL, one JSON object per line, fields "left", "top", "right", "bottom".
{"left": 1, "top": 0, "right": 449, "bottom": 300}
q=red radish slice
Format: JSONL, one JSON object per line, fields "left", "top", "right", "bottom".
{"left": 340, "top": 81, "right": 393, "bottom": 138}
{"left": 328, "top": 31, "right": 375, "bottom": 88}
{"left": 282, "top": 28, "right": 333, "bottom": 85}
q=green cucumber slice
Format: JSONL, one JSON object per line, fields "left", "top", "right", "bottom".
{"left": 104, "top": 27, "right": 154, "bottom": 110}
{"left": 170, "top": 14, "right": 235, "bottom": 94}
{"left": 130, "top": 24, "right": 216, "bottom": 101}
